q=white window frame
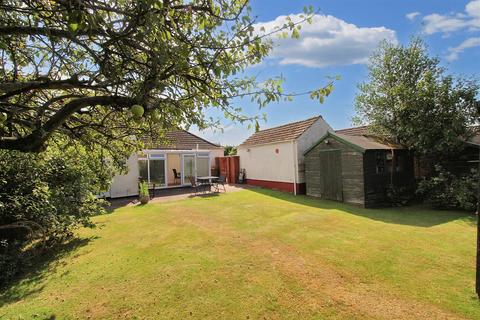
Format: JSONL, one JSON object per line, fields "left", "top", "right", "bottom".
{"left": 139, "top": 151, "right": 211, "bottom": 187}
{"left": 181, "top": 153, "right": 196, "bottom": 185}
{"left": 195, "top": 152, "right": 211, "bottom": 178}
{"left": 138, "top": 153, "right": 167, "bottom": 187}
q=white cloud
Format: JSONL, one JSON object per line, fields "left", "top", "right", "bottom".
{"left": 254, "top": 14, "right": 397, "bottom": 68}
{"left": 422, "top": 13, "right": 471, "bottom": 34}
{"left": 406, "top": 12, "right": 420, "bottom": 21}
{"left": 466, "top": 0, "right": 480, "bottom": 19}
{"left": 422, "top": 0, "right": 480, "bottom": 35}
{"left": 421, "top": 1, "right": 480, "bottom": 60}
{"left": 190, "top": 123, "right": 250, "bottom": 146}
{"left": 446, "top": 37, "right": 480, "bottom": 61}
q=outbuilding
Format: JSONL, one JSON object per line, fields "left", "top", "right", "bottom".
{"left": 304, "top": 130, "right": 415, "bottom": 207}
{"left": 237, "top": 116, "right": 333, "bottom": 194}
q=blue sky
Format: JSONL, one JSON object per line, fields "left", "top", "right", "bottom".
{"left": 194, "top": 0, "right": 480, "bottom": 146}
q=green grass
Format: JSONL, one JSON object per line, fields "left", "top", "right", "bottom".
{"left": 1, "top": 189, "right": 479, "bottom": 319}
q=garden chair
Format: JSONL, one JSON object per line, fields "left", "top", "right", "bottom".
{"left": 188, "top": 176, "right": 204, "bottom": 195}
{"left": 214, "top": 175, "right": 227, "bottom": 192}
{"left": 172, "top": 168, "right": 181, "bottom": 185}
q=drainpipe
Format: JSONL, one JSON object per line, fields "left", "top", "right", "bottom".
{"left": 292, "top": 140, "right": 297, "bottom": 195}
{"left": 195, "top": 143, "right": 199, "bottom": 179}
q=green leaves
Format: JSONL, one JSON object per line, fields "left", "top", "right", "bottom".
{"left": 67, "top": 10, "right": 84, "bottom": 34}
{"left": 255, "top": 120, "right": 260, "bottom": 132}
{"left": 68, "top": 22, "right": 79, "bottom": 33}
{"left": 0, "top": 1, "right": 331, "bottom": 154}
{"left": 291, "top": 27, "right": 300, "bottom": 39}
{"left": 355, "top": 38, "right": 479, "bottom": 158}
{"left": 0, "top": 112, "right": 7, "bottom": 123}
{"left": 309, "top": 82, "right": 335, "bottom": 104}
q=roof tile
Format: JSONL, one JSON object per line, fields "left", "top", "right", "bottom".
{"left": 335, "top": 125, "right": 369, "bottom": 136}
{"left": 239, "top": 116, "right": 320, "bottom": 147}
{"left": 143, "top": 130, "right": 222, "bottom": 150}
{"left": 335, "top": 133, "right": 404, "bottom": 150}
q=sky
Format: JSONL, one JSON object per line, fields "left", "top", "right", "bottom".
{"left": 193, "top": 0, "right": 480, "bottom": 146}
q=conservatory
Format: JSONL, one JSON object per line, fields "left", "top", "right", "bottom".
{"left": 107, "top": 130, "right": 224, "bottom": 198}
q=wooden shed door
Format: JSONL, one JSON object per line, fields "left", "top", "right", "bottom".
{"left": 318, "top": 150, "right": 343, "bottom": 201}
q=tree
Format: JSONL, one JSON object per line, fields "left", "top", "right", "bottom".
{"left": 355, "top": 38, "right": 480, "bottom": 299}
{"left": 0, "top": 1, "right": 331, "bottom": 154}
{"left": 0, "top": 141, "right": 115, "bottom": 283}
{"left": 224, "top": 145, "right": 237, "bottom": 156}
{"left": 354, "top": 38, "right": 479, "bottom": 158}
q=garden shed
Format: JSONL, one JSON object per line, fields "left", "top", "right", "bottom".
{"left": 304, "top": 130, "right": 415, "bottom": 207}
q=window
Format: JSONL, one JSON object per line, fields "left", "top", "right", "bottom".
{"left": 197, "top": 157, "right": 210, "bottom": 177}
{"left": 149, "top": 158, "right": 165, "bottom": 184}
{"left": 138, "top": 158, "right": 148, "bottom": 182}
{"left": 196, "top": 153, "right": 210, "bottom": 177}
{"left": 376, "top": 152, "right": 386, "bottom": 174}
{"left": 137, "top": 153, "right": 166, "bottom": 185}
{"left": 197, "top": 152, "right": 209, "bottom": 157}
{"left": 183, "top": 155, "right": 195, "bottom": 180}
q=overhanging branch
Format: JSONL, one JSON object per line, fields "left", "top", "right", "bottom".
{"left": 0, "top": 95, "right": 137, "bottom": 152}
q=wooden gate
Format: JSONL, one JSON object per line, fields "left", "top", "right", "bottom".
{"left": 318, "top": 150, "right": 343, "bottom": 201}
{"left": 215, "top": 156, "right": 239, "bottom": 184}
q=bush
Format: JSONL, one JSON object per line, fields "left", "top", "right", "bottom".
{"left": 139, "top": 181, "right": 149, "bottom": 198}
{"left": 0, "top": 142, "right": 116, "bottom": 285}
{"left": 386, "top": 185, "right": 414, "bottom": 207}
{"left": 417, "top": 165, "right": 479, "bottom": 211}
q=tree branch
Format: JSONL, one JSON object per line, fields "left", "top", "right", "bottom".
{"left": 0, "top": 95, "right": 137, "bottom": 152}
{"left": 0, "top": 78, "right": 103, "bottom": 100}
{"left": 0, "top": 26, "right": 104, "bottom": 38}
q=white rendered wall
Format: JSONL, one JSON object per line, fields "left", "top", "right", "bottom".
{"left": 238, "top": 141, "right": 295, "bottom": 183}
{"left": 296, "top": 117, "right": 333, "bottom": 183}
{"left": 109, "top": 154, "right": 140, "bottom": 198}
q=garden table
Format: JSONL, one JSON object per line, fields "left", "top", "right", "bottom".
{"left": 196, "top": 176, "right": 219, "bottom": 193}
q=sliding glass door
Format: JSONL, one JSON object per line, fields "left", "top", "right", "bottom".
{"left": 182, "top": 153, "right": 210, "bottom": 185}
{"left": 196, "top": 153, "right": 210, "bottom": 177}
{"left": 182, "top": 154, "right": 195, "bottom": 185}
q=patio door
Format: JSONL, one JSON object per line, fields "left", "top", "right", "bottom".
{"left": 196, "top": 153, "right": 210, "bottom": 177}
{"left": 182, "top": 154, "right": 195, "bottom": 185}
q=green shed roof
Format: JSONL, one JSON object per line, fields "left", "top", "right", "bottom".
{"left": 304, "top": 131, "right": 405, "bottom": 155}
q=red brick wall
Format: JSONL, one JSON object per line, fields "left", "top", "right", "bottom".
{"left": 246, "top": 179, "right": 306, "bottom": 194}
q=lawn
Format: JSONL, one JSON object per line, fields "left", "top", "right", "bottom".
{"left": 1, "top": 189, "right": 478, "bottom": 319}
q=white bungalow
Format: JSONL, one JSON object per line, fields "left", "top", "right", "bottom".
{"left": 108, "top": 130, "right": 224, "bottom": 198}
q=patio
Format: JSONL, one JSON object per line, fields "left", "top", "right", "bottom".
{"left": 108, "top": 184, "right": 254, "bottom": 209}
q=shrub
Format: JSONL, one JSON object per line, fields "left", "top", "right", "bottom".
{"left": 139, "top": 181, "right": 149, "bottom": 198}
{"left": 0, "top": 142, "right": 117, "bottom": 285}
{"left": 417, "top": 165, "right": 479, "bottom": 211}
{"left": 386, "top": 185, "right": 414, "bottom": 207}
